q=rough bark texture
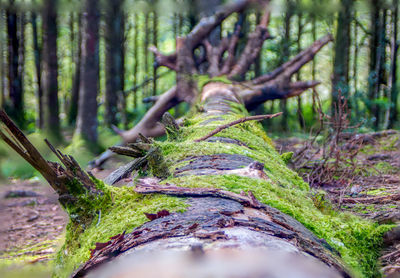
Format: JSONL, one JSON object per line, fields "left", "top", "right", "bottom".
{"left": 0, "top": 10, "right": 5, "bottom": 108}
{"left": 71, "top": 81, "right": 352, "bottom": 278}
{"left": 6, "top": 2, "right": 24, "bottom": 126}
{"left": 331, "top": 0, "right": 352, "bottom": 110}
{"left": 68, "top": 13, "right": 82, "bottom": 126}
{"left": 31, "top": 10, "right": 43, "bottom": 128}
{"left": 105, "top": 0, "right": 125, "bottom": 127}
{"left": 75, "top": 0, "right": 100, "bottom": 143}
{"left": 42, "top": 0, "right": 61, "bottom": 139}
{"left": 91, "top": 0, "right": 332, "bottom": 168}
{"left": 0, "top": 110, "right": 102, "bottom": 211}
{"left": 387, "top": 0, "right": 399, "bottom": 128}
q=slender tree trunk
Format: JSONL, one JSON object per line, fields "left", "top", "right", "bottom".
{"left": 387, "top": 0, "right": 399, "bottom": 128}
{"left": 311, "top": 15, "right": 317, "bottom": 120}
{"left": 68, "top": 13, "right": 81, "bottom": 126}
{"left": 42, "top": 0, "right": 60, "bottom": 140}
{"left": 75, "top": 0, "right": 100, "bottom": 143}
{"left": 105, "top": 0, "right": 125, "bottom": 127}
{"left": 144, "top": 13, "right": 149, "bottom": 98}
{"left": 280, "top": 0, "right": 294, "bottom": 131}
{"left": 352, "top": 11, "right": 358, "bottom": 95}
{"left": 119, "top": 20, "right": 126, "bottom": 128}
{"left": 173, "top": 13, "right": 180, "bottom": 116}
{"left": 331, "top": 0, "right": 352, "bottom": 111}
{"left": 17, "top": 12, "right": 25, "bottom": 100}
{"left": 6, "top": 2, "right": 24, "bottom": 126}
{"left": 254, "top": 12, "right": 262, "bottom": 77}
{"left": 31, "top": 10, "right": 43, "bottom": 128}
{"left": 374, "top": 9, "right": 388, "bottom": 129}
{"left": 296, "top": 8, "right": 305, "bottom": 130}
{"left": 369, "top": 0, "right": 381, "bottom": 128}
{"left": 0, "top": 10, "right": 5, "bottom": 108}
{"left": 133, "top": 13, "right": 138, "bottom": 109}
{"left": 152, "top": 12, "right": 158, "bottom": 97}
{"left": 351, "top": 11, "right": 361, "bottom": 118}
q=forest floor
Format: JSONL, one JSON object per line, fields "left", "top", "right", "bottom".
{"left": 0, "top": 130, "right": 399, "bottom": 277}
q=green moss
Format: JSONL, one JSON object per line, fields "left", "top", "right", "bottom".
{"left": 156, "top": 103, "right": 391, "bottom": 277}
{"left": 362, "top": 188, "right": 388, "bottom": 196}
{"left": 54, "top": 185, "right": 187, "bottom": 277}
{"left": 281, "top": 152, "right": 293, "bottom": 164}
{"left": 163, "top": 174, "right": 391, "bottom": 277}
{"left": 49, "top": 99, "right": 392, "bottom": 278}
{"left": 0, "top": 239, "right": 62, "bottom": 278}
{"left": 375, "top": 161, "right": 396, "bottom": 174}
{"left": 196, "top": 74, "right": 233, "bottom": 91}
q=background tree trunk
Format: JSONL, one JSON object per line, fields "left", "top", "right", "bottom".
{"left": 368, "top": 0, "right": 388, "bottom": 129}
{"left": 331, "top": 0, "right": 352, "bottom": 110}
{"left": 152, "top": 11, "right": 158, "bottom": 97}
{"left": 75, "top": 0, "right": 100, "bottom": 143}
{"left": 387, "top": 0, "right": 399, "bottom": 128}
{"left": 68, "top": 13, "right": 82, "bottom": 126}
{"left": 31, "top": 9, "right": 43, "bottom": 129}
{"left": 42, "top": 0, "right": 60, "bottom": 139}
{"left": 132, "top": 13, "right": 138, "bottom": 109}
{"left": 0, "top": 10, "right": 5, "bottom": 108}
{"left": 144, "top": 13, "right": 149, "bottom": 98}
{"left": 279, "top": 0, "right": 294, "bottom": 131}
{"left": 105, "top": 0, "right": 125, "bottom": 127}
{"left": 296, "top": 6, "right": 305, "bottom": 129}
{"left": 6, "top": 1, "right": 24, "bottom": 126}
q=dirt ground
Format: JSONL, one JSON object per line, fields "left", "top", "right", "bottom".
{"left": 0, "top": 131, "right": 399, "bottom": 277}
{"left": 275, "top": 130, "right": 400, "bottom": 276}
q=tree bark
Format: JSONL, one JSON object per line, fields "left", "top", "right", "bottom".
{"left": 296, "top": 6, "right": 305, "bottom": 130}
{"left": 144, "top": 13, "right": 149, "bottom": 98}
{"left": 331, "top": 0, "right": 352, "bottom": 111}
{"left": 68, "top": 13, "right": 81, "bottom": 126}
{"left": 42, "top": 0, "right": 60, "bottom": 139}
{"left": 75, "top": 0, "right": 100, "bottom": 143}
{"left": 132, "top": 13, "right": 139, "bottom": 109}
{"left": 6, "top": 1, "right": 24, "bottom": 126}
{"left": 311, "top": 14, "right": 317, "bottom": 120}
{"left": 0, "top": 10, "right": 5, "bottom": 108}
{"left": 279, "top": 0, "right": 294, "bottom": 131}
{"left": 387, "top": 0, "right": 399, "bottom": 128}
{"left": 368, "top": 0, "right": 387, "bottom": 129}
{"left": 90, "top": 0, "right": 331, "bottom": 169}
{"left": 104, "top": 0, "right": 125, "bottom": 127}
{"left": 31, "top": 10, "right": 43, "bottom": 129}
{"left": 152, "top": 11, "right": 158, "bottom": 97}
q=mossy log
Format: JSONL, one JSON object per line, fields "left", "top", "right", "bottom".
{"left": 90, "top": 0, "right": 331, "bottom": 168}
{"left": 0, "top": 81, "right": 392, "bottom": 278}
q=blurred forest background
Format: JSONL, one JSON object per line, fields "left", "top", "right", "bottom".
{"left": 0, "top": 0, "right": 399, "bottom": 178}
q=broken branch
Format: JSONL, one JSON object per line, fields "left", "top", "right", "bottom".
{"left": 194, "top": 112, "right": 282, "bottom": 142}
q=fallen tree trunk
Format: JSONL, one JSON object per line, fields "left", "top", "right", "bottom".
{"left": 0, "top": 1, "right": 391, "bottom": 277}
{"left": 90, "top": 0, "right": 332, "bottom": 168}
{"left": 0, "top": 80, "right": 391, "bottom": 278}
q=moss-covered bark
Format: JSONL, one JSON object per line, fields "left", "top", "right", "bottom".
{"left": 46, "top": 82, "right": 392, "bottom": 277}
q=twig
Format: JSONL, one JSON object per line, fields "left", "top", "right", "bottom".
{"left": 194, "top": 112, "right": 282, "bottom": 142}
{"left": 135, "top": 178, "right": 264, "bottom": 209}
